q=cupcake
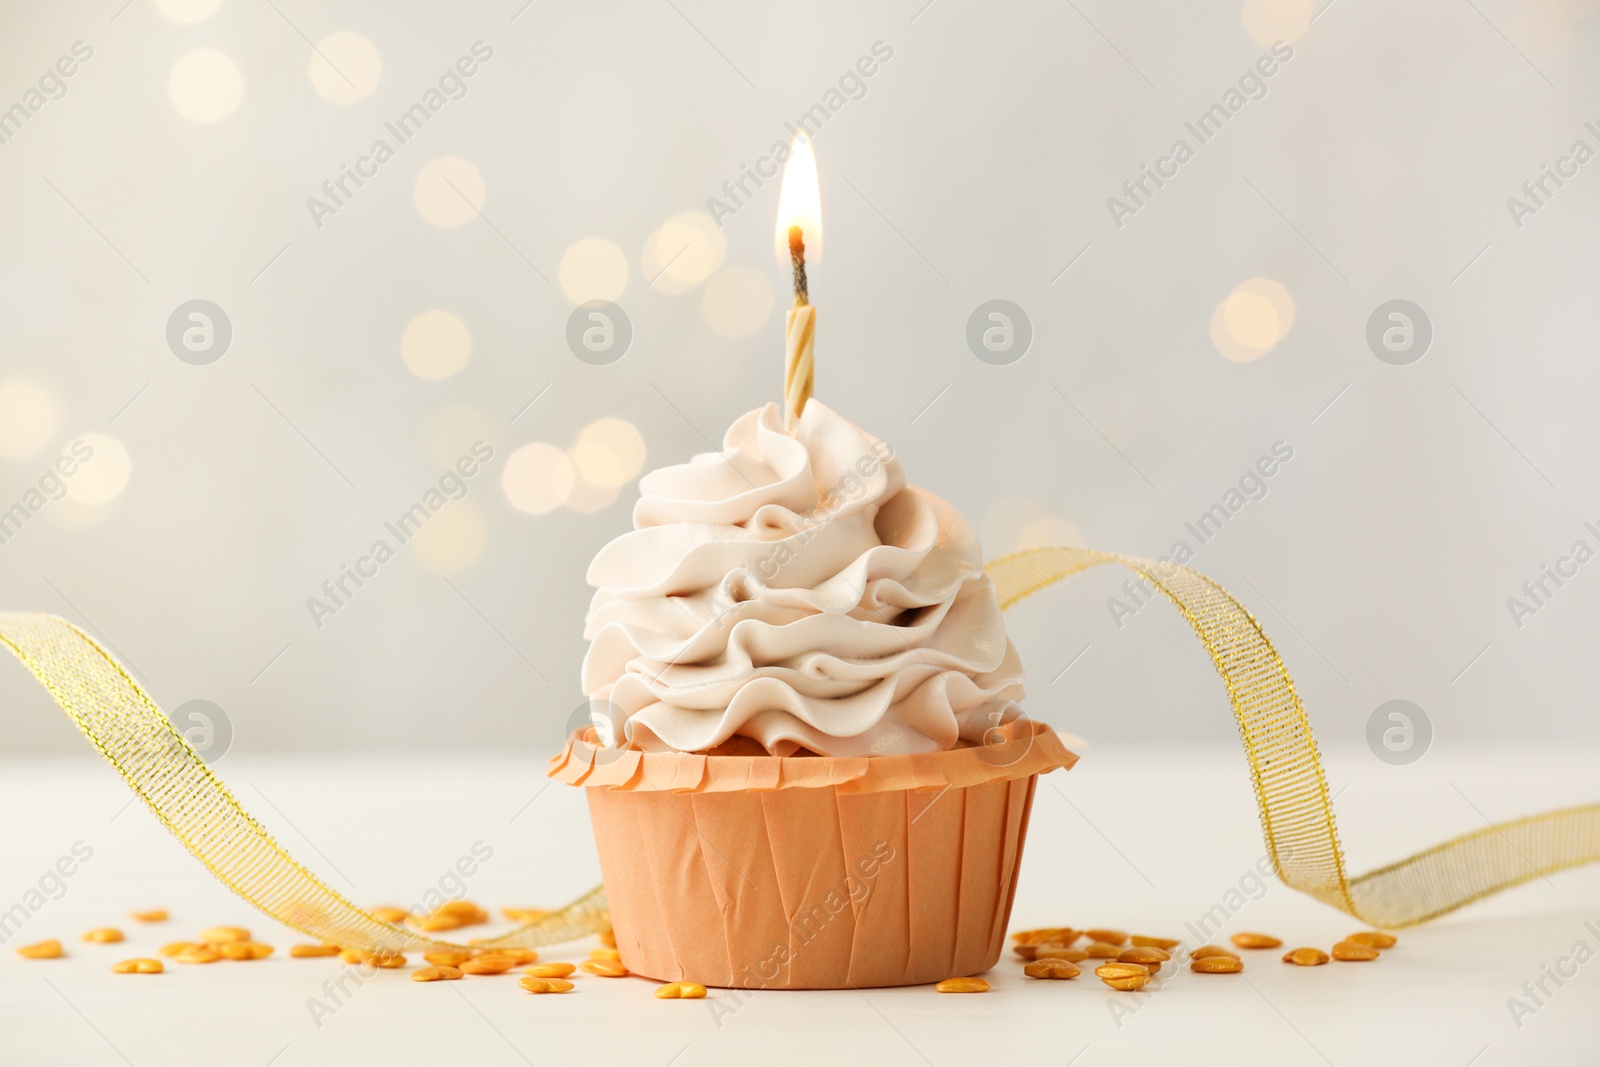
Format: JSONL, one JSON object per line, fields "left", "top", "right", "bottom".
{"left": 550, "top": 400, "right": 1075, "bottom": 988}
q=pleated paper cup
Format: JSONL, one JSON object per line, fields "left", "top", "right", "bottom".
{"left": 548, "top": 719, "right": 1076, "bottom": 989}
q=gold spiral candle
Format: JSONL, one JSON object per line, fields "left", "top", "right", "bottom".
{"left": 784, "top": 224, "right": 813, "bottom": 426}
{"left": 784, "top": 305, "right": 814, "bottom": 427}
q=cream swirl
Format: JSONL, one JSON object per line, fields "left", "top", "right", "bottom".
{"left": 581, "top": 401, "right": 1026, "bottom": 757}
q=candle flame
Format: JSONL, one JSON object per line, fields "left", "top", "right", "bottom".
{"left": 775, "top": 133, "right": 822, "bottom": 266}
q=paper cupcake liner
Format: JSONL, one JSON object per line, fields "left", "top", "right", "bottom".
{"left": 548, "top": 718, "right": 1076, "bottom": 794}
{"left": 552, "top": 720, "right": 1076, "bottom": 989}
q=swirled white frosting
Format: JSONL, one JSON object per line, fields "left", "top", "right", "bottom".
{"left": 581, "top": 401, "right": 1026, "bottom": 757}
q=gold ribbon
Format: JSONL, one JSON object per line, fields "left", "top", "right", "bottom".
{"left": 2, "top": 545, "right": 1596, "bottom": 947}
{"left": 986, "top": 546, "right": 1600, "bottom": 927}
{"left": 0, "top": 612, "right": 608, "bottom": 953}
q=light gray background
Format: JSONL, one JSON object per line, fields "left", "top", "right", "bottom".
{"left": 3, "top": 0, "right": 1598, "bottom": 761}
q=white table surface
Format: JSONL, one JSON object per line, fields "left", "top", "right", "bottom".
{"left": 1, "top": 746, "right": 1596, "bottom": 1067}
